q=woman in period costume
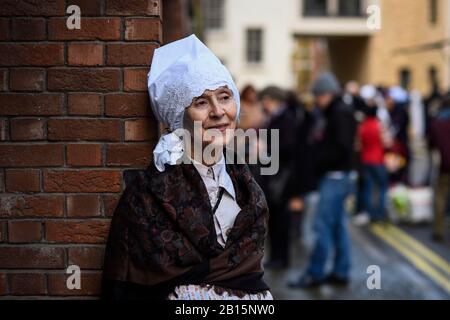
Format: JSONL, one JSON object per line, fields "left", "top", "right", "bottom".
{"left": 101, "top": 34, "right": 273, "bottom": 300}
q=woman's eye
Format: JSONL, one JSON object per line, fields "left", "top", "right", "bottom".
{"left": 219, "top": 95, "right": 230, "bottom": 101}
{"left": 195, "top": 100, "right": 208, "bottom": 107}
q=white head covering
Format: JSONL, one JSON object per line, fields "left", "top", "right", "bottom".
{"left": 388, "top": 86, "right": 409, "bottom": 104}
{"left": 147, "top": 34, "right": 240, "bottom": 172}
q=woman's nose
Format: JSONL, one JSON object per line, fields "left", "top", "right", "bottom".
{"left": 209, "top": 99, "right": 225, "bottom": 117}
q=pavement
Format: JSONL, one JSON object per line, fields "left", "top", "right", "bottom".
{"left": 263, "top": 220, "right": 450, "bottom": 300}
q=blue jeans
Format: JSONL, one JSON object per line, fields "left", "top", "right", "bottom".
{"left": 361, "top": 164, "right": 388, "bottom": 221}
{"left": 305, "top": 173, "right": 352, "bottom": 280}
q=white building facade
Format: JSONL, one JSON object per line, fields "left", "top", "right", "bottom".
{"left": 202, "top": 0, "right": 377, "bottom": 91}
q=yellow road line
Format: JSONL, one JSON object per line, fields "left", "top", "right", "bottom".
{"left": 384, "top": 223, "right": 450, "bottom": 276}
{"left": 370, "top": 224, "right": 450, "bottom": 294}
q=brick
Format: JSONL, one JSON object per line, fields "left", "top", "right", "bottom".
{"left": 69, "top": 0, "right": 103, "bottom": 15}
{"left": 0, "top": 19, "right": 9, "bottom": 41}
{"left": 45, "top": 220, "right": 110, "bottom": 243}
{"left": 67, "top": 194, "right": 101, "bottom": 217}
{"left": 68, "top": 247, "right": 104, "bottom": 269}
{"left": 48, "top": 18, "right": 121, "bottom": 41}
{"left": 124, "top": 68, "right": 148, "bottom": 92}
{"left": 0, "top": 195, "right": 64, "bottom": 218}
{"left": 9, "top": 273, "right": 46, "bottom": 295}
{"left": 106, "top": 43, "right": 157, "bottom": 66}
{"left": 68, "top": 93, "right": 102, "bottom": 116}
{"left": 10, "top": 118, "right": 46, "bottom": 140}
{"left": 8, "top": 221, "right": 42, "bottom": 243}
{"left": 5, "top": 169, "right": 40, "bottom": 192}
{"left": 0, "top": 221, "right": 5, "bottom": 242}
{"left": 43, "top": 170, "right": 121, "bottom": 193}
{"left": 48, "top": 119, "right": 121, "bottom": 141}
{"left": 68, "top": 44, "right": 104, "bottom": 66}
{"left": 125, "top": 18, "right": 162, "bottom": 41}
{"left": 106, "top": 143, "right": 153, "bottom": 166}
{"left": 47, "top": 68, "right": 120, "bottom": 92}
{"left": 0, "top": 247, "right": 65, "bottom": 269}
{"left": 11, "top": 18, "right": 46, "bottom": 41}
{"left": 125, "top": 118, "right": 157, "bottom": 141}
{"left": 0, "top": 119, "right": 7, "bottom": 140}
{"left": 9, "top": 68, "right": 45, "bottom": 91}
{"left": 0, "top": 0, "right": 65, "bottom": 16}
{"left": 0, "top": 144, "right": 64, "bottom": 167}
{"left": 0, "top": 273, "right": 7, "bottom": 295}
{"left": 0, "top": 69, "right": 6, "bottom": 91}
{"left": 103, "top": 194, "right": 120, "bottom": 217}
{"left": 0, "top": 93, "right": 63, "bottom": 116}
{"left": 66, "top": 144, "right": 102, "bottom": 167}
{"left": 0, "top": 44, "right": 64, "bottom": 66}
{"left": 48, "top": 272, "right": 101, "bottom": 296}
{"left": 104, "top": 93, "right": 150, "bottom": 117}
{"left": 106, "top": 0, "right": 161, "bottom": 16}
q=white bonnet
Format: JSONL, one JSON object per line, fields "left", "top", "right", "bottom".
{"left": 147, "top": 34, "right": 240, "bottom": 171}
{"left": 147, "top": 34, "right": 240, "bottom": 131}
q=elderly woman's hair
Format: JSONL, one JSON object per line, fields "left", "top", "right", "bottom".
{"left": 258, "top": 85, "right": 287, "bottom": 102}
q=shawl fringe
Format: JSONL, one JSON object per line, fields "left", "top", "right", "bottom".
{"left": 169, "top": 282, "right": 270, "bottom": 299}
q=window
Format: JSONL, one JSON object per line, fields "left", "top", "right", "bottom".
{"left": 246, "top": 29, "right": 263, "bottom": 63}
{"left": 429, "top": 66, "right": 437, "bottom": 82}
{"left": 429, "top": 66, "right": 438, "bottom": 89}
{"left": 303, "top": 0, "right": 327, "bottom": 16}
{"left": 338, "top": 0, "right": 362, "bottom": 16}
{"left": 429, "top": 0, "right": 438, "bottom": 25}
{"left": 203, "top": 0, "right": 224, "bottom": 30}
{"left": 399, "top": 68, "right": 411, "bottom": 90}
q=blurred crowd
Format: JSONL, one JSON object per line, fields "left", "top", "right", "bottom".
{"left": 237, "top": 72, "right": 450, "bottom": 288}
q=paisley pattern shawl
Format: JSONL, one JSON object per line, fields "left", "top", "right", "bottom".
{"left": 102, "top": 152, "right": 270, "bottom": 299}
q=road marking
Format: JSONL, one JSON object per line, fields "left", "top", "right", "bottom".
{"left": 384, "top": 223, "right": 450, "bottom": 276}
{"left": 370, "top": 223, "right": 450, "bottom": 294}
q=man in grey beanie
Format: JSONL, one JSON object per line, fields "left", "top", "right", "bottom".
{"left": 289, "top": 71, "right": 357, "bottom": 288}
{"left": 311, "top": 71, "right": 341, "bottom": 96}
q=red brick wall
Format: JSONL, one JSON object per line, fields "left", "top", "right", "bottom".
{"left": 0, "top": 0, "right": 161, "bottom": 298}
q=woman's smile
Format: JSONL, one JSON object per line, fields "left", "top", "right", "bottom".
{"left": 206, "top": 122, "right": 230, "bottom": 132}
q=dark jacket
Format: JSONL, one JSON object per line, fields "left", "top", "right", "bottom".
{"left": 315, "top": 96, "right": 357, "bottom": 177}
{"left": 285, "top": 105, "right": 321, "bottom": 197}
{"left": 429, "top": 107, "right": 450, "bottom": 173}
{"left": 259, "top": 104, "right": 298, "bottom": 205}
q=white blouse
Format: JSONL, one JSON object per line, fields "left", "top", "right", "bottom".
{"left": 190, "top": 153, "right": 241, "bottom": 247}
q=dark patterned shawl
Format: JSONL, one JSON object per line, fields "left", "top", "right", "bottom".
{"left": 101, "top": 154, "right": 271, "bottom": 300}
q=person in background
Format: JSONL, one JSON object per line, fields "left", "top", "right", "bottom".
{"left": 385, "top": 86, "right": 410, "bottom": 184}
{"left": 353, "top": 85, "right": 392, "bottom": 226}
{"left": 428, "top": 92, "right": 450, "bottom": 242}
{"left": 357, "top": 104, "right": 389, "bottom": 224}
{"left": 284, "top": 91, "right": 319, "bottom": 245}
{"left": 288, "top": 72, "right": 356, "bottom": 288}
{"left": 343, "top": 80, "right": 368, "bottom": 123}
{"left": 238, "top": 84, "right": 266, "bottom": 131}
{"left": 259, "top": 86, "right": 297, "bottom": 269}
{"left": 342, "top": 81, "right": 368, "bottom": 224}
{"left": 236, "top": 84, "right": 267, "bottom": 181}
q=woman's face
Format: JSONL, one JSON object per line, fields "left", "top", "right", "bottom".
{"left": 184, "top": 86, "right": 237, "bottom": 148}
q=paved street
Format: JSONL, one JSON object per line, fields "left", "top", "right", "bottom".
{"left": 264, "top": 220, "right": 450, "bottom": 300}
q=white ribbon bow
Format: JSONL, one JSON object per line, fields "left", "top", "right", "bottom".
{"left": 153, "top": 131, "right": 184, "bottom": 172}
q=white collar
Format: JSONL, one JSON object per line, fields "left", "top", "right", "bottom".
{"left": 189, "top": 153, "right": 236, "bottom": 200}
